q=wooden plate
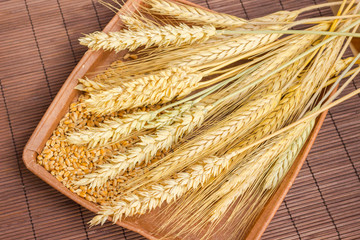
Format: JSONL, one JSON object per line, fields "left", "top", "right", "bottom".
{"left": 23, "top": 0, "right": 359, "bottom": 239}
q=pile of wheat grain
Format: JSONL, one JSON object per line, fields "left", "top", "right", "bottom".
{"left": 37, "top": 0, "right": 360, "bottom": 238}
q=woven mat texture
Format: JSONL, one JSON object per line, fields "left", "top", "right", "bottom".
{"left": 1, "top": 0, "right": 359, "bottom": 239}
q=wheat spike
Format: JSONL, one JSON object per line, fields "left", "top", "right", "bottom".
{"left": 176, "top": 26, "right": 283, "bottom": 67}
{"left": 242, "top": 24, "right": 328, "bottom": 89}
{"left": 130, "top": 92, "right": 281, "bottom": 190}
{"left": 97, "top": 10, "right": 298, "bottom": 76}
{"left": 300, "top": 38, "right": 345, "bottom": 95}
{"left": 175, "top": 11, "right": 299, "bottom": 67}
{"left": 146, "top": 0, "right": 247, "bottom": 28}
{"left": 76, "top": 103, "right": 209, "bottom": 188}
{"left": 75, "top": 77, "right": 114, "bottom": 92}
{"left": 143, "top": 101, "right": 194, "bottom": 129}
{"left": 79, "top": 24, "right": 217, "bottom": 52}
{"left": 91, "top": 154, "right": 231, "bottom": 226}
{"left": 202, "top": 36, "right": 347, "bottom": 220}
{"left": 209, "top": 119, "right": 314, "bottom": 221}
{"left": 264, "top": 119, "right": 315, "bottom": 189}
{"left": 67, "top": 102, "right": 193, "bottom": 148}
{"left": 120, "top": 15, "right": 153, "bottom": 31}
{"left": 67, "top": 110, "right": 156, "bottom": 148}
{"left": 203, "top": 24, "right": 328, "bottom": 121}
{"left": 85, "top": 66, "right": 202, "bottom": 114}
{"left": 89, "top": 92, "right": 280, "bottom": 224}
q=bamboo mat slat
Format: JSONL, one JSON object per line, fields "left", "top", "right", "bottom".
{"left": 0, "top": 0, "right": 359, "bottom": 239}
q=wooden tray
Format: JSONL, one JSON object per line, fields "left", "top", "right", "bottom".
{"left": 22, "top": 0, "right": 359, "bottom": 239}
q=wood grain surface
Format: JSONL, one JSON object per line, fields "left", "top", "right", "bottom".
{"left": 1, "top": 0, "right": 359, "bottom": 239}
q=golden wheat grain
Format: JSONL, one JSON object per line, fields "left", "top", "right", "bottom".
{"left": 76, "top": 103, "right": 209, "bottom": 188}
{"left": 146, "top": 0, "right": 247, "bottom": 28}
{"left": 79, "top": 24, "right": 216, "bottom": 52}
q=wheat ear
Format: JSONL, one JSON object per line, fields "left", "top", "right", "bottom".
{"left": 94, "top": 154, "right": 232, "bottom": 225}
{"left": 75, "top": 77, "right": 114, "bottom": 92}
{"left": 120, "top": 15, "right": 153, "bottom": 31}
{"left": 79, "top": 24, "right": 217, "bottom": 52}
{"left": 85, "top": 67, "right": 202, "bottom": 114}
{"left": 264, "top": 119, "right": 315, "bottom": 189}
{"left": 207, "top": 36, "right": 335, "bottom": 155}
{"left": 145, "top": 0, "right": 247, "bottom": 28}
{"left": 237, "top": 24, "right": 328, "bottom": 93}
{"left": 209, "top": 119, "right": 314, "bottom": 221}
{"left": 128, "top": 91, "right": 281, "bottom": 191}
{"left": 89, "top": 92, "right": 280, "bottom": 224}
{"left": 176, "top": 26, "right": 283, "bottom": 67}
{"left": 76, "top": 103, "right": 209, "bottom": 188}
{"left": 175, "top": 11, "right": 298, "bottom": 67}
{"left": 67, "top": 102, "right": 193, "bottom": 148}
{"left": 67, "top": 110, "right": 156, "bottom": 148}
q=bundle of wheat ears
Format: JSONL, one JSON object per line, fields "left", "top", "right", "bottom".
{"left": 41, "top": 0, "right": 360, "bottom": 238}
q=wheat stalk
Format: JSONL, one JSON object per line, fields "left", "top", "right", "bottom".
{"left": 85, "top": 66, "right": 202, "bottom": 114}
{"left": 76, "top": 103, "right": 210, "bottom": 188}
{"left": 264, "top": 119, "right": 315, "bottom": 189}
{"left": 145, "top": 0, "right": 247, "bottom": 28}
{"left": 68, "top": 102, "right": 193, "bottom": 148}
{"left": 79, "top": 24, "right": 217, "bottom": 52}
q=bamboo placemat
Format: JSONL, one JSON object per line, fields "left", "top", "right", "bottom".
{"left": 0, "top": 0, "right": 359, "bottom": 239}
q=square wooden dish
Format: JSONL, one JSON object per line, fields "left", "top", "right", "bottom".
{"left": 23, "top": 0, "right": 359, "bottom": 239}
